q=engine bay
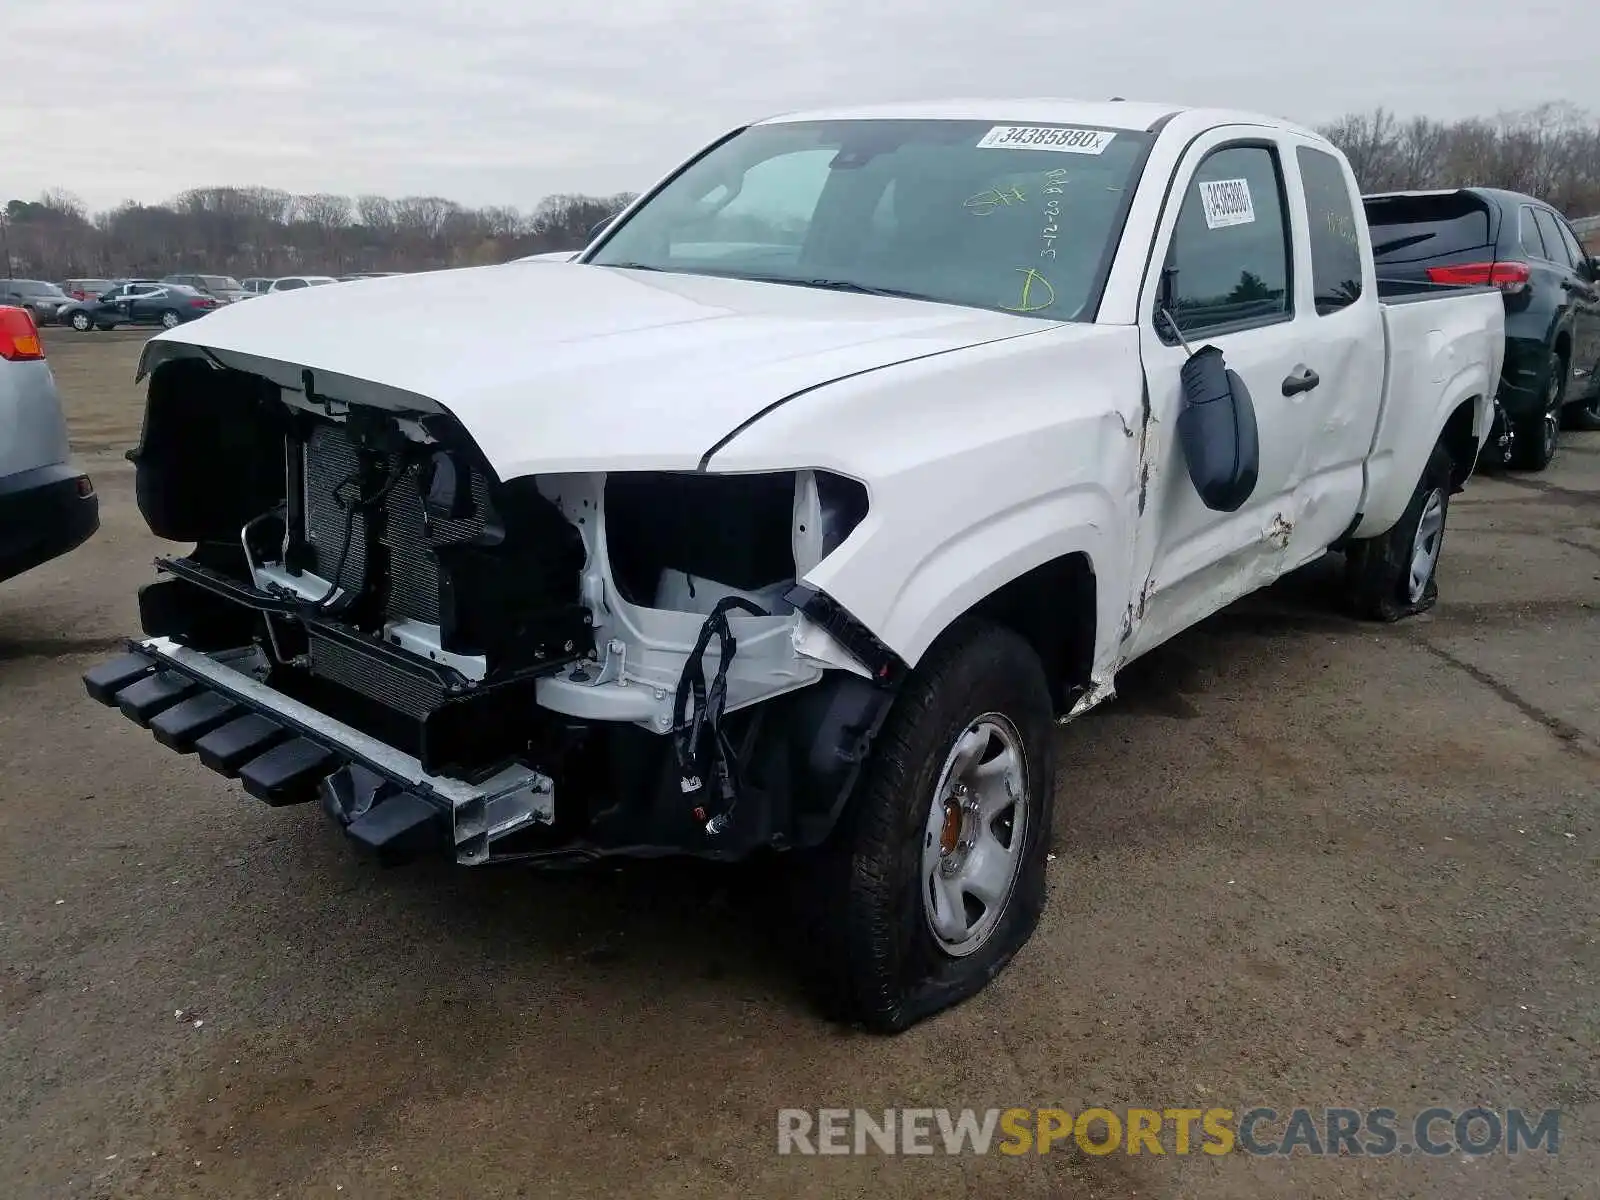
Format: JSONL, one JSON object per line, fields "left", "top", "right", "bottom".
{"left": 129, "top": 355, "right": 885, "bottom": 836}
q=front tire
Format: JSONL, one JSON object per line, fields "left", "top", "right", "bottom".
{"left": 1344, "top": 442, "right": 1453, "bottom": 622}
{"left": 68, "top": 311, "right": 91, "bottom": 332}
{"left": 802, "top": 620, "right": 1056, "bottom": 1032}
{"left": 1509, "top": 351, "right": 1565, "bottom": 470}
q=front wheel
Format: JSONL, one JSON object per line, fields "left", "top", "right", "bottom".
{"left": 159, "top": 309, "right": 182, "bottom": 329}
{"left": 1344, "top": 442, "right": 1453, "bottom": 622}
{"left": 800, "top": 620, "right": 1056, "bottom": 1032}
{"left": 68, "top": 311, "right": 91, "bottom": 332}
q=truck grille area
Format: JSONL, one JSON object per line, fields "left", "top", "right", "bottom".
{"left": 307, "top": 630, "right": 448, "bottom": 720}
{"left": 302, "top": 421, "right": 492, "bottom": 625}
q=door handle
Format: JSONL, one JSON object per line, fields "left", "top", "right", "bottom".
{"left": 1281, "top": 366, "right": 1320, "bottom": 396}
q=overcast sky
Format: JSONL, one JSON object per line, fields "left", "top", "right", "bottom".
{"left": 6, "top": 0, "right": 1597, "bottom": 213}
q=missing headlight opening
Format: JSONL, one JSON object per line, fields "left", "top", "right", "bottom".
{"left": 124, "top": 355, "right": 885, "bottom": 865}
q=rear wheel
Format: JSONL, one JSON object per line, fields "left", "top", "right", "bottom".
{"left": 1344, "top": 442, "right": 1453, "bottom": 622}
{"left": 1508, "top": 351, "right": 1565, "bottom": 470}
{"left": 799, "top": 620, "right": 1056, "bottom": 1033}
{"left": 159, "top": 309, "right": 182, "bottom": 330}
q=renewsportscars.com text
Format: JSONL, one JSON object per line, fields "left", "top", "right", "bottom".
{"left": 776, "top": 1106, "right": 1561, "bottom": 1157}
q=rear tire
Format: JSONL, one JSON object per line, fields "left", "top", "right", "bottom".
{"left": 1344, "top": 442, "right": 1453, "bottom": 622}
{"left": 798, "top": 619, "right": 1056, "bottom": 1033}
{"left": 1508, "top": 351, "right": 1565, "bottom": 470}
{"left": 159, "top": 309, "right": 182, "bottom": 330}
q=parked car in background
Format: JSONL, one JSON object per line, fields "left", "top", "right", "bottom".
{"left": 240, "top": 278, "right": 275, "bottom": 297}
{"left": 0, "top": 279, "right": 74, "bottom": 325}
{"left": 162, "top": 274, "right": 250, "bottom": 304}
{"left": 268, "top": 275, "right": 339, "bottom": 292}
{"left": 60, "top": 282, "right": 219, "bottom": 331}
{"left": 0, "top": 307, "right": 98, "bottom": 584}
{"left": 1364, "top": 188, "right": 1600, "bottom": 460}
{"left": 61, "top": 278, "right": 117, "bottom": 302}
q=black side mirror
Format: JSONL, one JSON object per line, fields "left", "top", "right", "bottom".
{"left": 1176, "top": 344, "right": 1259, "bottom": 513}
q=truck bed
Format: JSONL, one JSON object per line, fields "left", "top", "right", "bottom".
{"left": 1354, "top": 286, "right": 1505, "bottom": 537}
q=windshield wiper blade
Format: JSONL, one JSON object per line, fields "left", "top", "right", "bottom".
{"left": 601, "top": 261, "right": 667, "bottom": 272}
{"left": 1369, "top": 232, "right": 1437, "bottom": 256}
{"left": 792, "top": 278, "right": 945, "bottom": 304}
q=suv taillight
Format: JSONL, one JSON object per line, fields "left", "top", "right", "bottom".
{"left": 0, "top": 306, "right": 44, "bottom": 361}
{"left": 1426, "top": 260, "right": 1531, "bottom": 294}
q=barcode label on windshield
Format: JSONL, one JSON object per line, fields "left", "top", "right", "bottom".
{"left": 977, "top": 126, "right": 1116, "bottom": 155}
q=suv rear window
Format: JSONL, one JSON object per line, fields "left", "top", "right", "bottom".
{"left": 1363, "top": 192, "right": 1493, "bottom": 264}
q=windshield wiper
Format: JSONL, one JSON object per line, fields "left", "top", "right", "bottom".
{"left": 600, "top": 261, "right": 667, "bottom": 272}
{"left": 783, "top": 277, "right": 947, "bottom": 304}
{"left": 1370, "top": 231, "right": 1437, "bottom": 257}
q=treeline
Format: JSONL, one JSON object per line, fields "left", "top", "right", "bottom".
{"left": 0, "top": 187, "right": 637, "bottom": 280}
{"left": 4, "top": 103, "right": 1597, "bottom": 281}
{"left": 1319, "top": 103, "right": 1600, "bottom": 215}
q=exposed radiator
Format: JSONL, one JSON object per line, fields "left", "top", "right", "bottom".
{"left": 301, "top": 422, "right": 492, "bottom": 625}
{"left": 306, "top": 630, "right": 446, "bottom": 720}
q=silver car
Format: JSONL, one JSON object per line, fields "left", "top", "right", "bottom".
{"left": 0, "top": 306, "right": 98, "bottom": 582}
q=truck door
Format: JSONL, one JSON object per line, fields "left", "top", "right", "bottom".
{"left": 1275, "top": 136, "right": 1386, "bottom": 553}
{"left": 1123, "top": 129, "right": 1317, "bottom": 663}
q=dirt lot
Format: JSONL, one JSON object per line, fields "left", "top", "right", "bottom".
{"left": 4, "top": 330, "right": 1598, "bottom": 1199}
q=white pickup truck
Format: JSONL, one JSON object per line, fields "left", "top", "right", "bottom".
{"left": 84, "top": 99, "right": 1503, "bottom": 1032}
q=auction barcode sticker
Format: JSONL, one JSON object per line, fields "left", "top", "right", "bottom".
{"left": 977, "top": 126, "right": 1116, "bottom": 155}
{"left": 1198, "top": 178, "right": 1255, "bottom": 229}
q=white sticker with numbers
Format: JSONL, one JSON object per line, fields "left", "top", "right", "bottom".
{"left": 976, "top": 126, "right": 1116, "bottom": 155}
{"left": 1198, "top": 178, "right": 1255, "bottom": 229}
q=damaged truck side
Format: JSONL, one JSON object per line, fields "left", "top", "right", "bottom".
{"left": 84, "top": 101, "right": 1504, "bottom": 1031}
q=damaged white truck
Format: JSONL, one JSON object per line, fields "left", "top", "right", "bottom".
{"left": 84, "top": 100, "right": 1504, "bottom": 1031}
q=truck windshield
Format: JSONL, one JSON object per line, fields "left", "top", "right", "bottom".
{"left": 589, "top": 118, "right": 1153, "bottom": 320}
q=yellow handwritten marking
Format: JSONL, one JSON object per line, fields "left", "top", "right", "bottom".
{"left": 965, "top": 186, "right": 1027, "bottom": 216}
{"left": 1004, "top": 268, "right": 1056, "bottom": 312}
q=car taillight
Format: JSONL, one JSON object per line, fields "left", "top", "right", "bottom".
{"left": 1425, "top": 261, "right": 1531, "bottom": 294}
{"left": 190, "top": 297, "right": 217, "bottom": 308}
{"left": 0, "top": 306, "right": 44, "bottom": 361}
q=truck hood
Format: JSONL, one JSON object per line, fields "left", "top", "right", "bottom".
{"left": 141, "top": 261, "right": 1053, "bottom": 477}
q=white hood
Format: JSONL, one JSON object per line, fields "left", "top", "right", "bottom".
{"left": 143, "top": 261, "right": 1051, "bottom": 477}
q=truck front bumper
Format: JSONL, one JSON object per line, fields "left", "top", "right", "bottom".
{"left": 82, "top": 637, "right": 554, "bottom": 865}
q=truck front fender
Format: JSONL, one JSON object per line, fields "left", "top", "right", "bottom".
{"left": 805, "top": 480, "right": 1126, "bottom": 674}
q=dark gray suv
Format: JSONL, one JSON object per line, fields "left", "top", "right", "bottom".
{"left": 0, "top": 279, "right": 72, "bottom": 326}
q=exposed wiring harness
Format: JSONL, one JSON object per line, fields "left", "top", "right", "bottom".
{"left": 671, "top": 596, "right": 768, "bottom": 835}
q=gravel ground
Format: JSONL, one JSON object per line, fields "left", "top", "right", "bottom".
{"left": 3, "top": 329, "right": 1597, "bottom": 1199}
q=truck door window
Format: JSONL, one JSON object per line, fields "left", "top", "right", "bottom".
{"left": 1161, "top": 145, "right": 1291, "bottom": 338}
{"left": 1296, "top": 146, "right": 1363, "bottom": 315}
